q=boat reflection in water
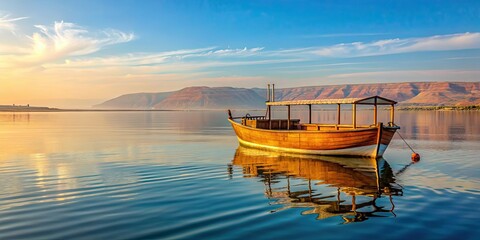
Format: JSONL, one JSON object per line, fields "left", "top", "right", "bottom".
{"left": 231, "top": 146, "right": 403, "bottom": 223}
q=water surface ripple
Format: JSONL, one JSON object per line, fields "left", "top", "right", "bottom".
{"left": 0, "top": 111, "right": 479, "bottom": 239}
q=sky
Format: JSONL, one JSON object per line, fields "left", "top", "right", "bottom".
{"left": 1, "top": 0, "right": 479, "bottom": 108}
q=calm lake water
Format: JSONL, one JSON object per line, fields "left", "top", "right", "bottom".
{"left": 0, "top": 110, "right": 479, "bottom": 239}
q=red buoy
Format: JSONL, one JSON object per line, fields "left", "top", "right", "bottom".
{"left": 411, "top": 153, "right": 420, "bottom": 162}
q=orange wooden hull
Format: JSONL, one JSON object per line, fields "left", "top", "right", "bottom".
{"left": 228, "top": 119, "right": 397, "bottom": 158}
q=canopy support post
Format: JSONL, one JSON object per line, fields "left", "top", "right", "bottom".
{"left": 272, "top": 84, "right": 275, "bottom": 102}
{"left": 337, "top": 104, "right": 341, "bottom": 125}
{"left": 267, "top": 84, "right": 270, "bottom": 102}
{"left": 390, "top": 104, "right": 395, "bottom": 125}
{"left": 352, "top": 104, "right": 357, "bottom": 129}
{"left": 308, "top": 104, "right": 312, "bottom": 124}
{"left": 287, "top": 105, "right": 291, "bottom": 130}
{"left": 268, "top": 105, "right": 272, "bottom": 129}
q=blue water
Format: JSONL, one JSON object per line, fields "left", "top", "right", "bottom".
{"left": 0, "top": 111, "right": 479, "bottom": 239}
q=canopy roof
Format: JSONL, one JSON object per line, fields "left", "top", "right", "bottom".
{"left": 266, "top": 96, "right": 397, "bottom": 106}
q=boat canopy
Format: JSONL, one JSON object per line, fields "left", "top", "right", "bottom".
{"left": 266, "top": 96, "right": 397, "bottom": 106}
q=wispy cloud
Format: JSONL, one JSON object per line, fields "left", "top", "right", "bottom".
{"left": 313, "top": 32, "right": 480, "bottom": 57}
{"left": 301, "top": 33, "right": 388, "bottom": 38}
{"left": 0, "top": 13, "right": 28, "bottom": 33}
{"left": 268, "top": 62, "right": 368, "bottom": 70}
{"left": 271, "top": 69, "right": 480, "bottom": 88}
{"left": 6, "top": 30, "right": 480, "bottom": 71}
{"left": 31, "top": 21, "right": 134, "bottom": 57}
{"left": 326, "top": 70, "right": 480, "bottom": 82}
{"left": 42, "top": 47, "right": 276, "bottom": 70}
{"left": 1, "top": 21, "right": 134, "bottom": 68}
{"left": 444, "top": 56, "right": 480, "bottom": 60}
{"left": 184, "top": 47, "right": 264, "bottom": 58}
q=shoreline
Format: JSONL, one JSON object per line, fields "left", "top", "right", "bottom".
{"left": 397, "top": 105, "right": 479, "bottom": 111}
{"left": 0, "top": 108, "right": 179, "bottom": 112}
{"left": 1, "top": 104, "right": 479, "bottom": 112}
{"left": 1, "top": 107, "right": 479, "bottom": 112}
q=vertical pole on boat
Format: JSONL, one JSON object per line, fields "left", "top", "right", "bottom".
{"left": 268, "top": 105, "right": 272, "bottom": 129}
{"left": 337, "top": 104, "right": 341, "bottom": 125}
{"left": 287, "top": 105, "right": 291, "bottom": 130}
{"left": 267, "top": 84, "right": 271, "bottom": 102}
{"left": 308, "top": 104, "right": 312, "bottom": 124}
{"left": 374, "top": 97, "right": 378, "bottom": 126}
{"left": 272, "top": 84, "right": 275, "bottom": 102}
{"left": 265, "top": 84, "right": 271, "bottom": 119}
{"left": 352, "top": 103, "right": 357, "bottom": 129}
{"left": 390, "top": 104, "right": 395, "bottom": 125}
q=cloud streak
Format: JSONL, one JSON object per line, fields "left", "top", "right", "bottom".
{"left": 301, "top": 33, "right": 388, "bottom": 38}
{"left": 5, "top": 29, "right": 480, "bottom": 71}
{"left": 43, "top": 46, "right": 274, "bottom": 70}
{"left": 325, "top": 70, "right": 480, "bottom": 82}
{"left": 312, "top": 33, "right": 480, "bottom": 57}
{"left": 0, "top": 13, "right": 28, "bottom": 33}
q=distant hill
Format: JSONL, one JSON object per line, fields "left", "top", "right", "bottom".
{"left": 93, "top": 92, "right": 174, "bottom": 109}
{"left": 93, "top": 82, "right": 480, "bottom": 109}
{"left": 94, "top": 87, "right": 266, "bottom": 109}
{"left": 152, "top": 87, "right": 266, "bottom": 110}
{"left": 276, "top": 82, "right": 480, "bottom": 105}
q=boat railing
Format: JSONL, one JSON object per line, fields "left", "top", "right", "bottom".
{"left": 300, "top": 123, "right": 378, "bottom": 131}
{"left": 231, "top": 113, "right": 266, "bottom": 120}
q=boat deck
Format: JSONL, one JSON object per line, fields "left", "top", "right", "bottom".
{"left": 241, "top": 118, "right": 375, "bottom": 131}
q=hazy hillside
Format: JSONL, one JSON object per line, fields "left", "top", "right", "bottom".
{"left": 154, "top": 87, "right": 266, "bottom": 110}
{"left": 93, "top": 92, "right": 174, "bottom": 109}
{"left": 94, "top": 82, "right": 480, "bottom": 109}
{"left": 94, "top": 87, "right": 266, "bottom": 110}
{"left": 276, "top": 82, "right": 480, "bottom": 105}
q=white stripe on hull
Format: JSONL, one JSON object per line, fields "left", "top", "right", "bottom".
{"left": 238, "top": 137, "right": 382, "bottom": 157}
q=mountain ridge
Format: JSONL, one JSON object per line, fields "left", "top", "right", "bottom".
{"left": 93, "top": 82, "right": 480, "bottom": 109}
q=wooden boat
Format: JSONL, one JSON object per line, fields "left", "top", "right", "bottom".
{"left": 228, "top": 86, "right": 400, "bottom": 158}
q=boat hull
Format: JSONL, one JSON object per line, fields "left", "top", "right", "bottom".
{"left": 228, "top": 119, "right": 396, "bottom": 158}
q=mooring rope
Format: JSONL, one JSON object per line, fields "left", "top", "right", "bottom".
{"left": 395, "top": 130, "right": 421, "bottom": 163}
{"left": 396, "top": 162, "right": 414, "bottom": 176}
{"left": 396, "top": 131, "right": 416, "bottom": 154}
